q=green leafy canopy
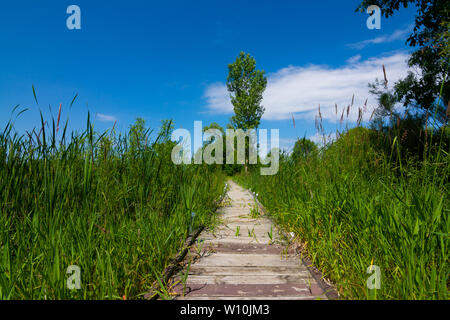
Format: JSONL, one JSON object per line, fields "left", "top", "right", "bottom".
{"left": 227, "top": 51, "right": 268, "bottom": 130}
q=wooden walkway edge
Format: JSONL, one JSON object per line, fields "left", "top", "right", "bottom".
{"left": 170, "top": 180, "right": 338, "bottom": 300}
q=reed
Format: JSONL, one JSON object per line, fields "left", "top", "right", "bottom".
{"left": 235, "top": 104, "right": 449, "bottom": 299}
{"left": 0, "top": 106, "right": 225, "bottom": 299}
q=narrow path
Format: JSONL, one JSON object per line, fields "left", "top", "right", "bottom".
{"left": 173, "top": 180, "right": 328, "bottom": 300}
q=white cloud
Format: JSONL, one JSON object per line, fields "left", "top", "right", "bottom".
{"left": 308, "top": 132, "right": 337, "bottom": 146}
{"left": 348, "top": 26, "right": 412, "bottom": 49}
{"left": 203, "top": 52, "right": 410, "bottom": 123}
{"left": 97, "top": 113, "right": 117, "bottom": 122}
{"left": 203, "top": 83, "right": 232, "bottom": 114}
{"left": 278, "top": 138, "right": 298, "bottom": 152}
{"left": 346, "top": 54, "right": 362, "bottom": 64}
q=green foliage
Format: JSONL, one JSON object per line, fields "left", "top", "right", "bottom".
{"left": 358, "top": 0, "right": 449, "bottom": 116}
{"left": 368, "top": 78, "right": 397, "bottom": 118}
{"left": 0, "top": 110, "right": 225, "bottom": 299}
{"left": 291, "top": 138, "right": 318, "bottom": 162}
{"left": 128, "top": 117, "right": 147, "bottom": 157}
{"left": 227, "top": 51, "right": 267, "bottom": 130}
{"left": 438, "top": 20, "right": 450, "bottom": 62}
{"left": 363, "top": 0, "right": 450, "bottom": 160}
{"left": 234, "top": 126, "right": 449, "bottom": 299}
{"left": 201, "top": 122, "right": 243, "bottom": 176}
{"left": 356, "top": 1, "right": 448, "bottom": 52}
{"left": 249, "top": 204, "right": 260, "bottom": 219}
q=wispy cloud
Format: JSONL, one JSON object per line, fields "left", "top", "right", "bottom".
{"left": 97, "top": 113, "right": 117, "bottom": 122}
{"left": 346, "top": 54, "right": 362, "bottom": 64}
{"left": 278, "top": 138, "right": 298, "bottom": 152}
{"left": 348, "top": 26, "right": 412, "bottom": 49}
{"left": 308, "top": 132, "right": 337, "bottom": 146}
{"left": 203, "top": 83, "right": 232, "bottom": 114}
{"left": 203, "top": 52, "right": 410, "bottom": 122}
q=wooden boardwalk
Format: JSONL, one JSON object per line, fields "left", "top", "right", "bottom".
{"left": 172, "top": 180, "right": 329, "bottom": 300}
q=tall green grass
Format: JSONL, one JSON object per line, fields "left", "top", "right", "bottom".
{"left": 0, "top": 110, "right": 225, "bottom": 299}
{"left": 236, "top": 126, "right": 449, "bottom": 299}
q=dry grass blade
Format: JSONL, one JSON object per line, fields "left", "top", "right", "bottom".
{"left": 56, "top": 103, "right": 62, "bottom": 133}
{"left": 357, "top": 108, "right": 362, "bottom": 126}
{"left": 382, "top": 64, "right": 388, "bottom": 87}
{"left": 369, "top": 108, "right": 376, "bottom": 121}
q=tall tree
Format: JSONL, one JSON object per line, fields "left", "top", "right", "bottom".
{"left": 227, "top": 52, "right": 267, "bottom": 173}
{"left": 357, "top": 0, "right": 449, "bottom": 121}
{"left": 227, "top": 52, "right": 268, "bottom": 130}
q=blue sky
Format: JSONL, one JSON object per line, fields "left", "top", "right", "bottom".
{"left": 0, "top": 0, "right": 418, "bottom": 150}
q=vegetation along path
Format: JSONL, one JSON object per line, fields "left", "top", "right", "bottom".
{"left": 172, "top": 180, "right": 331, "bottom": 300}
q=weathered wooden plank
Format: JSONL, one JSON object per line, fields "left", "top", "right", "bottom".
{"left": 191, "top": 253, "right": 302, "bottom": 267}
{"left": 171, "top": 180, "right": 328, "bottom": 300}
{"left": 172, "top": 283, "right": 323, "bottom": 297}
{"left": 213, "top": 224, "right": 278, "bottom": 234}
{"left": 178, "top": 274, "right": 315, "bottom": 285}
{"left": 188, "top": 266, "right": 310, "bottom": 276}
{"left": 193, "top": 242, "right": 291, "bottom": 254}
{"left": 197, "top": 237, "right": 276, "bottom": 245}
